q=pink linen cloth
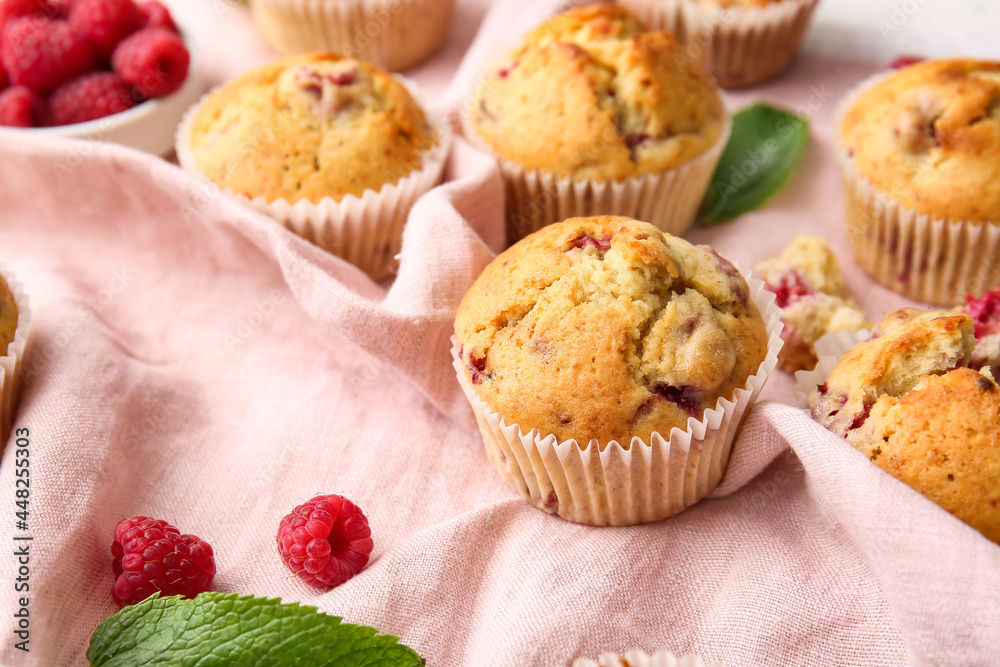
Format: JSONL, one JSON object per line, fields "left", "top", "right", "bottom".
{"left": 1, "top": 1, "right": 999, "bottom": 665}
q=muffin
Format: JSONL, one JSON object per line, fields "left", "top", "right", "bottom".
{"left": 177, "top": 53, "right": 450, "bottom": 280}
{"left": 617, "top": 0, "right": 821, "bottom": 89}
{"left": 464, "top": 4, "right": 729, "bottom": 242}
{"left": 755, "top": 236, "right": 869, "bottom": 372}
{"left": 1, "top": 267, "right": 30, "bottom": 444}
{"left": 453, "top": 215, "right": 781, "bottom": 526}
{"left": 805, "top": 309, "right": 1000, "bottom": 543}
{"left": 248, "top": 0, "right": 455, "bottom": 72}
{"left": 837, "top": 59, "right": 1000, "bottom": 305}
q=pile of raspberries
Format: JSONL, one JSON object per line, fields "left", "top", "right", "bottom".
{"left": 0, "top": 0, "right": 189, "bottom": 128}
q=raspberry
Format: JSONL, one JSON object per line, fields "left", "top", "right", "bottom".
{"left": 111, "top": 515, "right": 216, "bottom": 607}
{"left": 69, "top": 0, "right": 141, "bottom": 61}
{"left": 0, "top": 16, "right": 95, "bottom": 93}
{"left": 0, "top": 85, "right": 44, "bottom": 126}
{"left": 48, "top": 71, "right": 134, "bottom": 125}
{"left": 137, "top": 0, "right": 175, "bottom": 32}
{"left": 0, "top": 61, "right": 7, "bottom": 88}
{"left": 111, "top": 26, "right": 187, "bottom": 99}
{"left": 276, "top": 494, "right": 373, "bottom": 589}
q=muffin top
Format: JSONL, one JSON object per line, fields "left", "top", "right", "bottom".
{"left": 188, "top": 53, "right": 437, "bottom": 204}
{"left": 469, "top": 4, "right": 725, "bottom": 182}
{"left": 840, "top": 59, "right": 1000, "bottom": 223}
{"left": 809, "top": 308, "right": 1000, "bottom": 543}
{"left": 846, "top": 367, "right": 1000, "bottom": 543}
{"left": 756, "top": 236, "right": 869, "bottom": 372}
{"left": 454, "top": 215, "right": 769, "bottom": 447}
{"left": 0, "top": 275, "right": 17, "bottom": 357}
{"left": 809, "top": 309, "right": 976, "bottom": 439}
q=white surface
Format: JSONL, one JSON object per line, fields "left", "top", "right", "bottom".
{"left": 805, "top": 0, "right": 1000, "bottom": 61}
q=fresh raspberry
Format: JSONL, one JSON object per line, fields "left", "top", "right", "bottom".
{"left": 276, "top": 494, "right": 373, "bottom": 589}
{"left": 111, "top": 26, "right": 187, "bottom": 99}
{"left": 111, "top": 515, "right": 216, "bottom": 607}
{"left": 0, "top": 60, "right": 7, "bottom": 88}
{"left": 137, "top": 0, "right": 175, "bottom": 32}
{"left": 69, "top": 0, "right": 141, "bottom": 61}
{"left": 963, "top": 287, "right": 1000, "bottom": 340}
{"left": 48, "top": 71, "right": 134, "bottom": 125}
{"left": 0, "top": 16, "right": 95, "bottom": 93}
{"left": 0, "top": 85, "right": 44, "bottom": 126}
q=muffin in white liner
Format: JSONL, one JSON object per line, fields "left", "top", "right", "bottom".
{"left": 452, "top": 219, "right": 783, "bottom": 527}
{"left": 618, "top": 0, "right": 820, "bottom": 89}
{"left": 0, "top": 266, "right": 32, "bottom": 444}
{"left": 835, "top": 62, "right": 1000, "bottom": 306}
{"left": 248, "top": 0, "right": 456, "bottom": 72}
{"left": 175, "top": 56, "right": 451, "bottom": 281}
{"left": 462, "top": 110, "right": 731, "bottom": 244}
{"left": 573, "top": 650, "right": 725, "bottom": 667}
{"left": 461, "top": 4, "right": 730, "bottom": 244}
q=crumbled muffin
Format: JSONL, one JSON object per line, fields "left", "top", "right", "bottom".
{"left": 694, "top": 0, "right": 786, "bottom": 6}
{"left": 0, "top": 275, "right": 17, "bottom": 357}
{"left": 187, "top": 53, "right": 437, "bottom": 204}
{"left": 469, "top": 4, "right": 725, "bottom": 182}
{"left": 454, "top": 215, "right": 768, "bottom": 446}
{"left": 756, "top": 236, "right": 869, "bottom": 372}
{"left": 960, "top": 287, "right": 1000, "bottom": 371}
{"left": 840, "top": 59, "right": 1000, "bottom": 223}
{"left": 809, "top": 310, "right": 975, "bottom": 438}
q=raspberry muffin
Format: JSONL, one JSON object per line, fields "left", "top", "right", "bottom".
{"left": 453, "top": 215, "right": 781, "bottom": 526}
{"left": 178, "top": 53, "right": 449, "bottom": 280}
{"left": 618, "top": 0, "right": 821, "bottom": 88}
{"left": 465, "top": 4, "right": 728, "bottom": 242}
{"left": 837, "top": 59, "right": 1000, "bottom": 305}
{"left": 1, "top": 267, "right": 30, "bottom": 444}
{"left": 248, "top": 0, "right": 455, "bottom": 72}
{"left": 807, "top": 309, "right": 1000, "bottom": 544}
{"left": 755, "top": 236, "right": 869, "bottom": 372}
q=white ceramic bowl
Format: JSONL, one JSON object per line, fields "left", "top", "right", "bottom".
{"left": 29, "top": 29, "right": 202, "bottom": 156}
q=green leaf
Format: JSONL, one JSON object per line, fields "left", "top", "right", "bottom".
{"left": 87, "top": 593, "right": 424, "bottom": 667}
{"left": 700, "top": 103, "right": 809, "bottom": 225}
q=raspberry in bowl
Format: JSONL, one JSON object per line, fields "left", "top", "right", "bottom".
{"left": 0, "top": 0, "right": 202, "bottom": 155}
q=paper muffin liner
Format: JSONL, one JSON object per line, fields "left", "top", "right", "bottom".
{"left": 834, "top": 73, "right": 1000, "bottom": 306}
{"left": 793, "top": 328, "right": 872, "bottom": 411}
{"left": 461, "top": 107, "right": 731, "bottom": 244}
{"left": 452, "top": 268, "right": 783, "bottom": 527}
{"left": 176, "top": 77, "right": 451, "bottom": 281}
{"left": 248, "top": 0, "right": 455, "bottom": 72}
{"left": 619, "top": 0, "right": 819, "bottom": 89}
{"left": 0, "top": 266, "right": 32, "bottom": 444}
{"left": 572, "top": 650, "right": 725, "bottom": 667}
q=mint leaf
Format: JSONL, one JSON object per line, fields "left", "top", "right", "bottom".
{"left": 700, "top": 103, "right": 809, "bottom": 225}
{"left": 87, "top": 593, "right": 424, "bottom": 666}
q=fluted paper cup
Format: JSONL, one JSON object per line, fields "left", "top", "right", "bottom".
{"left": 461, "top": 107, "right": 730, "bottom": 244}
{"left": 834, "top": 73, "right": 1000, "bottom": 306}
{"left": 248, "top": 0, "right": 455, "bottom": 72}
{"left": 0, "top": 266, "right": 31, "bottom": 444}
{"left": 619, "top": 0, "right": 820, "bottom": 89}
{"left": 176, "top": 78, "right": 451, "bottom": 281}
{"left": 453, "top": 269, "right": 783, "bottom": 527}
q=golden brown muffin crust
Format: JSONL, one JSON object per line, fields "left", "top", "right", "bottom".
{"left": 840, "top": 59, "right": 1000, "bottom": 223}
{"left": 455, "top": 216, "right": 768, "bottom": 447}
{"left": 470, "top": 4, "right": 725, "bottom": 181}
{"left": 189, "top": 53, "right": 437, "bottom": 204}
{"left": 0, "top": 276, "right": 17, "bottom": 357}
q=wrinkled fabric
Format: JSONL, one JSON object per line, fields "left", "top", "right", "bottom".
{"left": 0, "top": 1, "right": 997, "bottom": 665}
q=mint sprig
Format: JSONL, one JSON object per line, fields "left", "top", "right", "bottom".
{"left": 700, "top": 103, "right": 809, "bottom": 225}
{"left": 87, "top": 593, "right": 424, "bottom": 666}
